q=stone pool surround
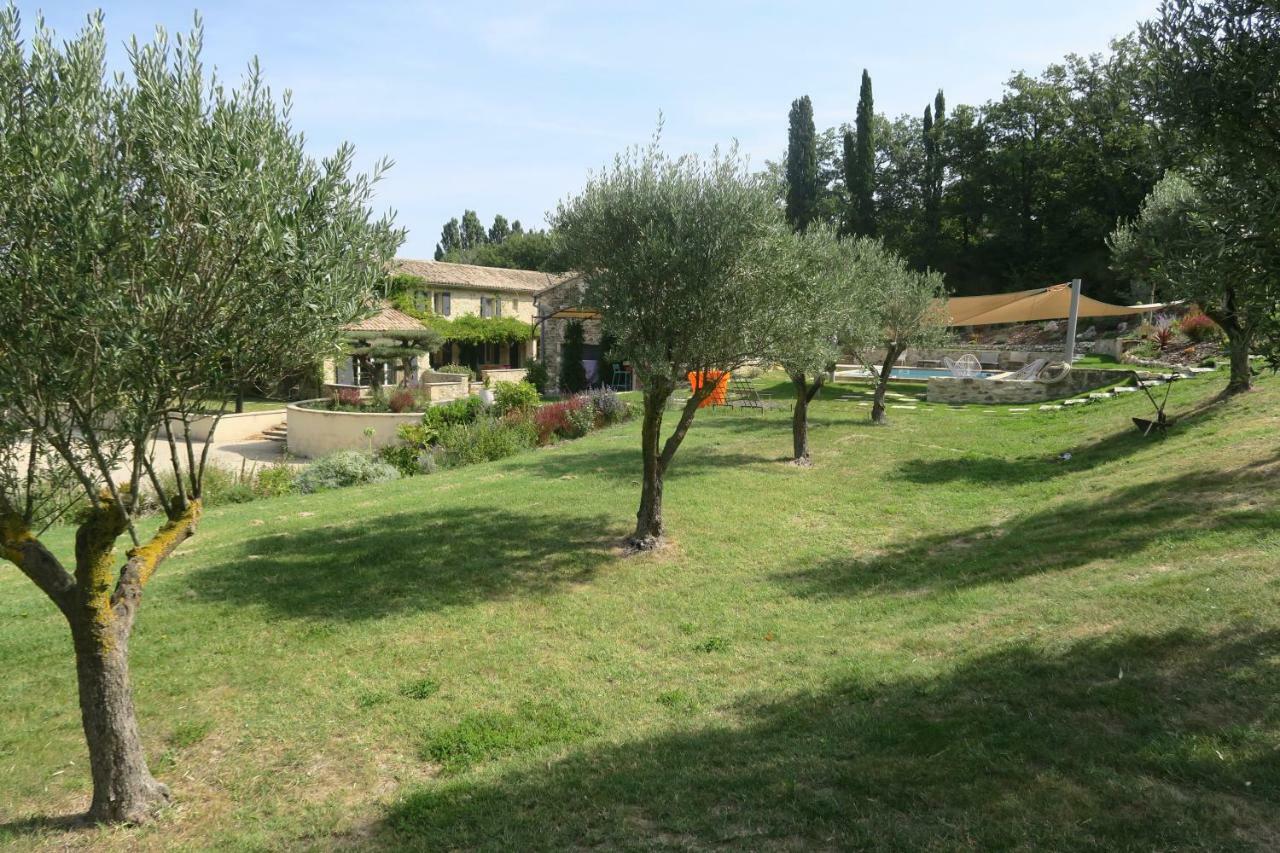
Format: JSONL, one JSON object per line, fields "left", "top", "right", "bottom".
{"left": 925, "top": 368, "right": 1125, "bottom": 405}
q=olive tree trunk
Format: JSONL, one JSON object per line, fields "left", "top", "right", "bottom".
{"left": 3, "top": 501, "right": 199, "bottom": 823}
{"left": 630, "top": 376, "right": 715, "bottom": 550}
{"left": 870, "top": 346, "right": 904, "bottom": 424}
{"left": 72, "top": 620, "right": 170, "bottom": 822}
{"left": 790, "top": 371, "right": 825, "bottom": 465}
{"left": 1206, "top": 288, "right": 1253, "bottom": 395}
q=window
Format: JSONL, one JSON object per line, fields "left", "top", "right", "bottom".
{"left": 481, "top": 295, "right": 501, "bottom": 318}
{"left": 433, "top": 291, "right": 451, "bottom": 316}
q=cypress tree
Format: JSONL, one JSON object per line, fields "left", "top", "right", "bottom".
{"left": 784, "top": 95, "right": 819, "bottom": 232}
{"left": 559, "top": 320, "right": 589, "bottom": 393}
{"left": 844, "top": 69, "right": 876, "bottom": 237}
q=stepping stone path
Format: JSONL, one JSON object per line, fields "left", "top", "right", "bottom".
{"left": 1064, "top": 398, "right": 1091, "bottom": 406}
{"left": 1113, "top": 386, "right": 1138, "bottom": 394}
{"left": 1040, "top": 404, "right": 1064, "bottom": 411}
{"left": 890, "top": 405, "right": 917, "bottom": 410}
{"left": 1008, "top": 408, "right": 1030, "bottom": 413}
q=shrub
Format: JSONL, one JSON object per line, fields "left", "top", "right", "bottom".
{"left": 388, "top": 387, "right": 417, "bottom": 413}
{"left": 586, "top": 386, "right": 629, "bottom": 425}
{"left": 296, "top": 450, "right": 400, "bottom": 494}
{"left": 254, "top": 463, "right": 297, "bottom": 498}
{"left": 1180, "top": 311, "right": 1222, "bottom": 343}
{"left": 492, "top": 380, "right": 540, "bottom": 417}
{"left": 422, "top": 395, "right": 484, "bottom": 430}
{"left": 524, "top": 359, "right": 549, "bottom": 394}
{"left": 437, "top": 417, "right": 537, "bottom": 466}
{"left": 376, "top": 422, "right": 440, "bottom": 476}
{"left": 330, "top": 386, "right": 363, "bottom": 409}
{"left": 435, "top": 363, "right": 474, "bottom": 380}
{"left": 563, "top": 402, "right": 595, "bottom": 439}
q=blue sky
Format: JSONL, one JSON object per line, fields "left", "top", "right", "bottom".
{"left": 32, "top": 1, "right": 1158, "bottom": 257}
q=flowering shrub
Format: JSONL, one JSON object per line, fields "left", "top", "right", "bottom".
{"left": 437, "top": 417, "right": 537, "bottom": 466}
{"left": 533, "top": 396, "right": 587, "bottom": 444}
{"left": 586, "top": 387, "right": 629, "bottom": 425}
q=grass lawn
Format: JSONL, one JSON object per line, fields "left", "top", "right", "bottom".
{"left": 2, "top": 370, "right": 1278, "bottom": 850}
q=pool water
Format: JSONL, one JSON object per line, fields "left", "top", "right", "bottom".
{"left": 878, "top": 367, "right": 999, "bottom": 380}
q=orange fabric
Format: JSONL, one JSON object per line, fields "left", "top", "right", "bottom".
{"left": 943, "top": 284, "right": 1165, "bottom": 326}
{"left": 687, "top": 371, "right": 729, "bottom": 407}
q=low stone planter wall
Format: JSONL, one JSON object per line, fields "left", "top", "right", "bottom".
{"left": 167, "top": 409, "right": 286, "bottom": 442}
{"left": 419, "top": 372, "right": 471, "bottom": 402}
{"left": 926, "top": 368, "right": 1125, "bottom": 405}
{"left": 480, "top": 367, "right": 528, "bottom": 384}
{"left": 286, "top": 402, "right": 423, "bottom": 459}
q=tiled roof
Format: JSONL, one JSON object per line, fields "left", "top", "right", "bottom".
{"left": 393, "top": 259, "right": 576, "bottom": 294}
{"left": 342, "top": 303, "right": 426, "bottom": 333}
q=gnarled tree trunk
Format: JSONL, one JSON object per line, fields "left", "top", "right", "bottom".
{"left": 1207, "top": 288, "right": 1253, "bottom": 395}
{"left": 3, "top": 499, "right": 199, "bottom": 824}
{"left": 870, "top": 346, "right": 904, "bottom": 424}
{"left": 72, "top": 621, "right": 169, "bottom": 823}
{"left": 630, "top": 375, "right": 714, "bottom": 550}
{"left": 790, "top": 371, "right": 825, "bottom": 465}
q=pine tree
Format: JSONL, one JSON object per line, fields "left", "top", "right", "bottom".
{"left": 844, "top": 69, "right": 876, "bottom": 237}
{"left": 784, "top": 95, "right": 819, "bottom": 232}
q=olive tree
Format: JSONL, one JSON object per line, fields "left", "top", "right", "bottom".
{"left": 843, "top": 249, "right": 949, "bottom": 424}
{"left": 0, "top": 12, "right": 401, "bottom": 823}
{"left": 1110, "top": 169, "right": 1276, "bottom": 392}
{"left": 553, "top": 137, "right": 790, "bottom": 549}
{"left": 769, "top": 227, "right": 868, "bottom": 464}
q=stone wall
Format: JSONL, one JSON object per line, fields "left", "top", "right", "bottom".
{"left": 480, "top": 367, "right": 528, "bottom": 384}
{"left": 926, "top": 368, "right": 1124, "bottom": 405}
{"left": 286, "top": 403, "right": 425, "bottom": 458}
{"left": 166, "top": 409, "right": 285, "bottom": 442}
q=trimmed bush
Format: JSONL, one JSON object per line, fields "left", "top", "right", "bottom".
{"left": 492, "top": 380, "right": 540, "bottom": 417}
{"left": 524, "top": 359, "right": 549, "bottom": 394}
{"left": 387, "top": 387, "right": 417, "bottom": 413}
{"left": 436, "top": 363, "right": 475, "bottom": 380}
{"left": 422, "top": 395, "right": 484, "bottom": 430}
{"left": 254, "top": 463, "right": 297, "bottom": 498}
{"left": 296, "top": 450, "right": 400, "bottom": 494}
{"left": 437, "top": 416, "right": 537, "bottom": 466}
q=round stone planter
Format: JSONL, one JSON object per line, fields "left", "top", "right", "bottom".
{"left": 285, "top": 401, "right": 424, "bottom": 459}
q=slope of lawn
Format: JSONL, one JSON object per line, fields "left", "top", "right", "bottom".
{"left": 2, "top": 371, "right": 1278, "bottom": 850}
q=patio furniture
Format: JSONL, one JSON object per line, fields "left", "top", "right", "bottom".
{"left": 1002, "top": 358, "right": 1048, "bottom": 381}
{"left": 727, "top": 372, "right": 766, "bottom": 412}
{"left": 942, "top": 354, "right": 983, "bottom": 378}
{"left": 1132, "top": 371, "right": 1179, "bottom": 437}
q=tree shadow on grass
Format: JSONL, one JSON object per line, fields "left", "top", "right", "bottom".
{"left": 506, "top": 442, "right": 774, "bottom": 483}
{"left": 778, "top": 458, "right": 1279, "bottom": 599}
{"left": 375, "top": 628, "right": 1280, "bottom": 850}
{"left": 896, "top": 392, "right": 1231, "bottom": 487}
{"left": 184, "top": 506, "right": 622, "bottom": 621}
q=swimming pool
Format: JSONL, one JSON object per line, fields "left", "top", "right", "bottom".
{"left": 880, "top": 367, "right": 999, "bottom": 380}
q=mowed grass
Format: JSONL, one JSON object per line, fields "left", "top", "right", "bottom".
{"left": 2, "top": 371, "right": 1278, "bottom": 850}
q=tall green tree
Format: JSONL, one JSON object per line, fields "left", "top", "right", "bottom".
{"left": 0, "top": 10, "right": 401, "bottom": 822}
{"left": 784, "top": 95, "right": 820, "bottom": 231}
{"left": 554, "top": 138, "right": 791, "bottom": 549}
{"left": 439, "top": 217, "right": 462, "bottom": 254}
{"left": 1111, "top": 170, "right": 1274, "bottom": 393}
{"left": 843, "top": 69, "right": 877, "bottom": 237}
{"left": 1140, "top": 0, "right": 1279, "bottom": 370}
{"left": 460, "top": 209, "right": 486, "bottom": 249}
{"left": 559, "top": 321, "right": 589, "bottom": 394}
{"left": 488, "top": 213, "right": 511, "bottom": 244}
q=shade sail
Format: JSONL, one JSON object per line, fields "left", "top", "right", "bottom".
{"left": 944, "top": 283, "right": 1165, "bottom": 327}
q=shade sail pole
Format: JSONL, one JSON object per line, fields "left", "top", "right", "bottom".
{"left": 1063, "top": 278, "right": 1082, "bottom": 362}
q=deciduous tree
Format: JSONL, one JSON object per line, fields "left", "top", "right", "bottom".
{"left": 0, "top": 10, "right": 400, "bottom": 822}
